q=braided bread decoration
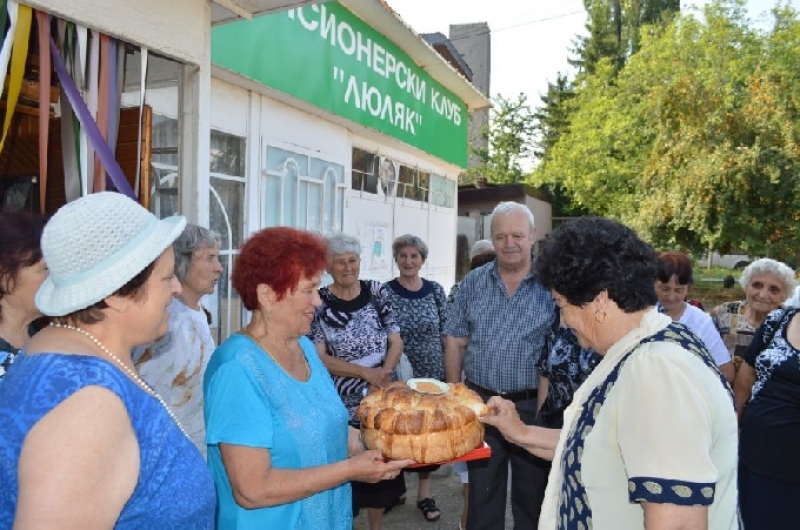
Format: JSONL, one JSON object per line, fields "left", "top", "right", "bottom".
{"left": 357, "top": 382, "right": 488, "bottom": 463}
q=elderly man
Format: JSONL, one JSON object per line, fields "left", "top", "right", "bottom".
{"left": 136, "top": 224, "right": 223, "bottom": 457}
{"left": 445, "top": 201, "right": 557, "bottom": 529}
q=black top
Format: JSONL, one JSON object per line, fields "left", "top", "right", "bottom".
{"left": 535, "top": 327, "right": 600, "bottom": 414}
{"left": 0, "top": 336, "right": 21, "bottom": 381}
{"left": 0, "top": 320, "right": 47, "bottom": 381}
{"left": 740, "top": 307, "right": 800, "bottom": 483}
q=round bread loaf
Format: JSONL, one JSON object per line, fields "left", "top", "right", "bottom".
{"left": 357, "top": 382, "right": 488, "bottom": 463}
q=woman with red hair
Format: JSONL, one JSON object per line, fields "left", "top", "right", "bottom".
{"left": 203, "top": 227, "right": 409, "bottom": 530}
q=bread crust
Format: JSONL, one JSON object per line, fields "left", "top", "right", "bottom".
{"left": 357, "top": 382, "right": 488, "bottom": 463}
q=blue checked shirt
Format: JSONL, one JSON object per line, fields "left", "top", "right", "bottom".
{"left": 445, "top": 260, "right": 557, "bottom": 393}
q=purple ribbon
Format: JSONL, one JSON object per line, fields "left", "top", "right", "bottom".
{"left": 49, "top": 35, "right": 135, "bottom": 199}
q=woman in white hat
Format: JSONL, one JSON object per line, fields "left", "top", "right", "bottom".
{"left": 0, "top": 192, "right": 215, "bottom": 528}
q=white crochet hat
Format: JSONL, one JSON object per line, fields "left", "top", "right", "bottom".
{"left": 36, "top": 192, "right": 186, "bottom": 316}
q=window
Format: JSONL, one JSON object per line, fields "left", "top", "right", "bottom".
{"left": 263, "top": 145, "right": 345, "bottom": 234}
{"left": 352, "top": 147, "right": 433, "bottom": 204}
{"left": 352, "top": 148, "right": 379, "bottom": 194}
{"left": 209, "top": 130, "right": 246, "bottom": 344}
{"left": 429, "top": 174, "right": 456, "bottom": 208}
{"left": 397, "top": 166, "right": 430, "bottom": 202}
{"left": 150, "top": 115, "right": 179, "bottom": 218}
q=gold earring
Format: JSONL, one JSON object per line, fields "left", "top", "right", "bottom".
{"left": 594, "top": 310, "right": 606, "bottom": 323}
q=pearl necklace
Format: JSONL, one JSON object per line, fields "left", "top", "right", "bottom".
{"left": 50, "top": 323, "right": 188, "bottom": 438}
{"left": 240, "top": 326, "right": 310, "bottom": 381}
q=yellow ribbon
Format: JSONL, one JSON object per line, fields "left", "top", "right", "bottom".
{"left": 0, "top": 4, "right": 31, "bottom": 152}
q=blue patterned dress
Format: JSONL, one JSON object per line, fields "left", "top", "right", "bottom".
{"left": 0, "top": 352, "right": 216, "bottom": 528}
{"left": 384, "top": 278, "right": 447, "bottom": 381}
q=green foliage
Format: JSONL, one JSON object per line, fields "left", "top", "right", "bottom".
{"left": 533, "top": 0, "right": 679, "bottom": 198}
{"left": 533, "top": 73, "right": 575, "bottom": 162}
{"left": 463, "top": 93, "right": 536, "bottom": 185}
{"left": 571, "top": 0, "right": 681, "bottom": 75}
{"left": 533, "top": 0, "right": 800, "bottom": 263}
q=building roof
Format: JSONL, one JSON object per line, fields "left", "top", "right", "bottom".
{"left": 212, "top": 0, "right": 491, "bottom": 111}
{"left": 421, "top": 32, "right": 473, "bottom": 81}
{"left": 459, "top": 182, "right": 550, "bottom": 204}
{"left": 212, "top": 0, "right": 316, "bottom": 23}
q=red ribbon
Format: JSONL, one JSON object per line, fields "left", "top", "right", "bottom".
{"left": 36, "top": 11, "right": 50, "bottom": 213}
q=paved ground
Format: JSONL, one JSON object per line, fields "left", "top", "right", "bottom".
{"left": 354, "top": 464, "right": 514, "bottom": 530}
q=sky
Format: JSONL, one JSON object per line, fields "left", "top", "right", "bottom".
{"left": 385, "top": 0, "right": 799, "bottom": 108}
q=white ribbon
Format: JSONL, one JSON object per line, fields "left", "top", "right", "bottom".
{"left": 135, "top": 47, "right": 148, "bottom": 197}
{"left": 0, "top": 1, "right": 19, "bottom": 98}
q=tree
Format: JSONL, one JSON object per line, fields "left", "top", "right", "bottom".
{"left": 533, "top": 0, "right": 800, "bottom": 262}
{"left": 530, "top": 0, "right": 680, "bottom": 209}
{"left": 570, "top": 0, "right": 681, "bottom": 75}
{"left": 462, "top": 94, "right": 536, "bottom": 185}
{"left": 533, "top": 73, "right": 575, "bottom": 162}
{"left": 531, "top": 58, "right": 647, "bottom": 219}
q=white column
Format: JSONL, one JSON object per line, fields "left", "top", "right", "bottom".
{"left": 178, "top": 0, "right": 212, "bottom": 226}
{"left": 245, "top": 91, "right": 262, "bottom": 236}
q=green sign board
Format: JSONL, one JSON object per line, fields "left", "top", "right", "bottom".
{"left": 212, "top": 2, "right": 469, "bottom": 167}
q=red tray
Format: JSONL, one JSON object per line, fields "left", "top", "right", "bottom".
{"left": 405, "top": 442, "right": 491, "bottom": 468}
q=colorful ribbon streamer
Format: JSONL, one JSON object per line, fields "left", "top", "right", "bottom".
{"left": 135, "top": 47, "right": 148, "bottom": 197}
{"left": 49, "top": 35, "right": 135, "bottom": 199}
{"left": 0, "top": 1, "right": 18, "bottom": 107}
{"left": 84, "top": 29, "right": 98, "bottom": 192}
{"left": 107, "top": 37, "right": 122, "bottom": 192}
{"left": 0, "top": 1, "right": 8, "bottom": 43}
{"left": 0, "top": 3, "right": 31, "bottom": 153}
{"left": 58, "top": 20, "right": 81, "bottom": 201}
{"left": 36, "top": 10, "right": 51, "bottom": 213}
{"left": 93, "top": 33, "right": 111, "bottom": 192}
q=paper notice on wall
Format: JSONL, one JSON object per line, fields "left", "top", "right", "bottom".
{"left": 371, "top": 226, "right": 388, "bottom": 270}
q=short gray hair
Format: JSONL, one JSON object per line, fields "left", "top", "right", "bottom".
{"left": 392, "top": 234, "right": 428, "bottom": 261}
{"left": 470, "top": 239, "right": 494, "bottom": 259}
{"left": 739, "top": 258, "right": 797, "bottom": 299}
{"left": 173, "top": 224, "right": 221, "bottom": 283}
{"left": 326, "top": 232, "right": 361, "bottom": 258}
{"left": 490, "top": 201, "right": 535, "bottom": 237}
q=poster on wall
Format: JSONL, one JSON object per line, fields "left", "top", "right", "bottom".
{"left": 371, "top": 225, "right": 388, "bottom": 270}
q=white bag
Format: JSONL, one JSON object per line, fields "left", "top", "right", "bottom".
{"left": 396, "top": 353, "right": 414, "bottom": 382}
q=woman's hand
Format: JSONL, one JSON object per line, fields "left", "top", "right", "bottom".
{"left": 348, "top": 449, "right": 414, "bottom": 483}
{"left": 480, "top": 396, "right": 561, "bottom": 461}
{"left": 480, "top": 396, "right": 528, "bottom": 444}
{"left": 361, "top": 366, "right": 393, "bottom": 388}
{"left": 347, "top": 426, "right": 366, "bottom": 457}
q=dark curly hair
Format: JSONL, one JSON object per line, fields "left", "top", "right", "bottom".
{"left": 233, "top": 227, "right": 327, "bottom": 310}
{"left": 536, "top": 217, "right": 657, "bottom": 312}
{"left": 0, "top": 211, "right": 47, "bottom": 322}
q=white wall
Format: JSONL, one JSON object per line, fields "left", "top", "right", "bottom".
{"left": 210, "top": 79, "right": 250, "bottom": 136}
{"left": 26, "top": 0, "right": 209, "bottom": 66}
{"left": 260, "top": 100, "right": 351, "bottom": 163}
{"left": 207, "top": 77, "right": 463, "bottom": 292}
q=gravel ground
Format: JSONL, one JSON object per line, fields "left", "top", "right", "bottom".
{"left": 353, "top": 464, "right": 513, "bottom": 530}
